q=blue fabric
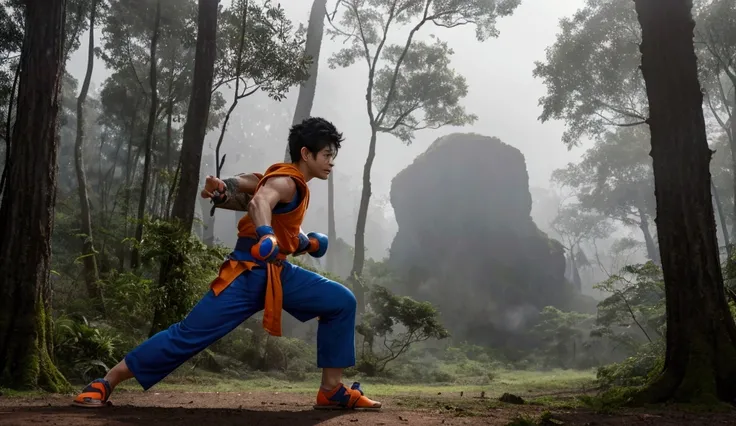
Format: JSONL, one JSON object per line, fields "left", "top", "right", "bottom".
{"left": 273, "top": 187, "right": 300, "bottom": 214}
{"left": 307, "top": 232, "right": 328, "bottom": 258}
{"left": 125, "top": 243, "right": 357, "bottom": 391}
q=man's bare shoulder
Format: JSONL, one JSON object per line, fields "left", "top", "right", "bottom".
{"left": 260, "top": 175, "right": 297, "bottom": 202}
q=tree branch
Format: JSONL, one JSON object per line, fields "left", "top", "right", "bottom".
{"left": 124, "top": 30, "right": 148, "bottom": 95}
{"left": 374, "top": 0, "right": 433, "bottom": 126}
{"left": 593, "top": 98, "right": 647, "bottom": 122}
{"left": 430, "top": 17, "right": 474, "bottom": 28}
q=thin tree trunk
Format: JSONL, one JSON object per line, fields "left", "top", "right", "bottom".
{"left": 214, "top": 0, "right": 248, "bottom": 180}
{"left": 636, "top": 206, "right": 661, "bottom": 264}
{"left": 131, "top": 0, "right": 162, "bottom": 270}
{"left": 119, "top": 109, "right": 138, "bottom": 269}
{"left": 570, "top": 247, "right": 582, "bottom": 292}
{"left": 0, "top": 62, "right": 20, "bottom": 199}
{"left": 633, "top": 0, "right": 736, "bottom": 403}
{"left": 150, "top": 169, "right": 161, "bottom": 217}
{"left": 349, "top": 128, "right": 377, "bottom": 314}
{"left": 712, "top": 181, "right": 731, "bottom": 259}
{"left": 166, "top": 98, "right": 173, "bottom": 173}
{"left": 731, "top": 86, "right": 736, "bottom": 231}
{"left": 165, "top": 157, "right": 181, "bottom": 218}
{"left": 74, "top": 0, "right": 104, "bottom": 313}
{"left": 152, "top": 0, "right": 219, "bottom": 336}
{"left": 0, "top": 0, "right": 70, "bottom": 391}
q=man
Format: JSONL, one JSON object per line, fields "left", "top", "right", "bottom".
{"left": 72, "top": 117, "right": 382, "bottom": 411}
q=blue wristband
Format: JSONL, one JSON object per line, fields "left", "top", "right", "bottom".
{"left": 255, "top": 225, "right": 274, "bottom": 239}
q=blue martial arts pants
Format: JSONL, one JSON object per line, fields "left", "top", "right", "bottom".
{"left": 124, "top": 245, "right": 357, "bottom": 390}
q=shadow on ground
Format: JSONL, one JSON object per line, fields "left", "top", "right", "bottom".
{"left": 0, "top": 406, "right": 351, "bottom": 426}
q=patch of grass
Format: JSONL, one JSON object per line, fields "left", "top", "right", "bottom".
{"left": 505, "top": 410, "right": 565, "bottom": 426}
{"left": 505, "top": 414, "right": 537, "bottom": 426}
{"left": 577, "top": 385, "right": 641, "bottom": 414}
{"left": 0, "top": 387, "right": 48, "bottom": 398}
{"left": 116, "top": 368, "right": 596, "bottom": 396}
{"left": 526, "top": 395, "right": 586, "bottom": 409}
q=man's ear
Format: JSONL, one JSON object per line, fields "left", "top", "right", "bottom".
{"left": 300, "top": 146, "right": 311, "bottom": 162}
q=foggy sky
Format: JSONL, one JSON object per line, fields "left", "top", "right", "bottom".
{"left": 67, "top": 0, "right": 590, "bottom": 191}
{"left": 64, "top": 0, "right": 596, "bottom": 256}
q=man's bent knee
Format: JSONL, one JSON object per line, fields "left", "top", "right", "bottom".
{"left": 333, "top": 281, "right": 357, "bottom": 314}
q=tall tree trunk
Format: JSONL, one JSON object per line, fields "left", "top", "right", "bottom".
{"left": 326, "top": 170, "right": 336, "bottom": 274}
{"left": 74, "top": 0, "right": 104, "bottom": 313}
{"left": 131, "top": 0, "right": 162, "bottom": 270}
{"left": 168, "top": 0, "right": 217, "bottom": 231}
{"left": 349, "top": 128, "right": 377, "bottom": 314}
{"left": 730, "top": 87, "right": 736, "bottom": 231}
{"left": 712, "top": 181, "right": 732, "bottom": 259}
{"left": 165, "top": 157, "right": 181, "bottom": 218}
{"left": 119, "top": 109, "right": 139, "bottom": 269}
{"left": 152, "top": 0, "right": 219, "bottom": 336}
{"left": 284, "top": 0, "right": 328, "bottom": 161}
{"left": 166, "top": 98, "right": 173, "bottom": 173}
{"left": 570, "top": 247, "right": 582, "bottom": 292}
{"left": 0, "top": 0, "right": 70, "bottom": 391}
{"left": 286, "top": 0, "right": 330, "bottom": 268}
{"left": 633, "top": 0, "right": 736, "bottom": 403}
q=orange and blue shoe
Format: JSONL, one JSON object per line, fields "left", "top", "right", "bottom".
{"left": 72, "top": 378, "right": 112, "bottom": 408}
{"left": 314, "top": 382, "right": 382, "bottom": 411}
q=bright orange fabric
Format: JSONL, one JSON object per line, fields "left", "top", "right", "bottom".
{"left": 209, "top": 163, "right": 310, "bottom": 337}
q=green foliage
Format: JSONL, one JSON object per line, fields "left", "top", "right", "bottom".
{"left": 550, "top": 204, "right": 612, "bottom": 252}
{"left": 582, "top": 262, "right": 665, "bottom": 390}
{"left": 0, "top": 1, "right": 22, "bottom": 120}
{"left": 132, "top": 217, "right": 229, "bottom": 330}
{"left": 696, "top": 0, "right": 736, "bottom": 143}
{"left": 592, "top": 262, "right": 665, "bottom": 350}
{"left": 531, "top": 306, "right": 596, "bottom": 369}
{"left": 101, "top": 270, "right": 155, "bottom": 335}
{"left": 551, "top": 126, "right": 655, "bottom": 236}
{"left": 595, "top": 340, "right": 664, "bottom": 390}
{"left": 535, "top": 0, "right": 735, "bottom": 148}
{"left": 53, "top": 316, "right": 124, "bottom": 383}
{"left": 326, "top": 0, "right": 520, "bottom": 142}
{"left": 370, "top": 38, "right": 475, "bottom": 142}
{"left": 206, "top": 318, "right": 317, "bottom": 380}
{"left": 100, "top": 0, "right": 197, "bottom": 71}
{"left": 99, "top": 0, "right": 224, "bottom": 132}
{"left": 533, "top": 0, "right": 646, "bottom": 147}
{"left": 356, "top": 285, "right": 449, "bottom": 376}
{"left": 216, "top": 0, "right": 310, "bottom": 101}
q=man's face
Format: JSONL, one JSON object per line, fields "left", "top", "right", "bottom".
{"left": 304, "top": 145, "right": 335, "bottom": 180}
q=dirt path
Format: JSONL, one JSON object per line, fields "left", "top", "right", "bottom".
{"left": 1, "top": 391, "right": 734, "bottom": 425}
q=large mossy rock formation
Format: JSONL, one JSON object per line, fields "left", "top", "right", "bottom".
{"left": 388, "top": 133, "right": 591, "bottom": 350}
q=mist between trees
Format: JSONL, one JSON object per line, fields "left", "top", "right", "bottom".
{"left": 1, "top": 0, "right": 736, "bottom": 409}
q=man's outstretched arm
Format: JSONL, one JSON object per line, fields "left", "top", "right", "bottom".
{"left": 201, "top": 173, "right": 260, "bottom": 212}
